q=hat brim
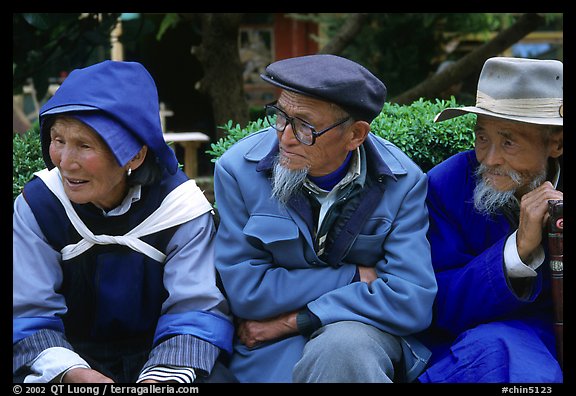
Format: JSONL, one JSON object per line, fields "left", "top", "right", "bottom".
{"left": 435, "top": 106, "right": 563, "bottom": 126}
{"left": 41, "top": 104, "right": 99, "bottom": 115}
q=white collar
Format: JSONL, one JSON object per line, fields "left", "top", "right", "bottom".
{"left": 34, "top": 168, "right": 212, "bottom": 262}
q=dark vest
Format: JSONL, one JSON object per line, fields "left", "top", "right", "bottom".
{"left": 23, "top": 170, "right": 188, "bottom": 343}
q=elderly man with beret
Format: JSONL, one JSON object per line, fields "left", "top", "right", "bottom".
{"left": 417, "top": 57, "right": 563, "bottom": 383}
{"left": 213, "top": 54, "right": 437, "bottom": 383}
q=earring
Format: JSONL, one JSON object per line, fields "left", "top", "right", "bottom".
{"left": 127, "top": 168, "right": 132, "bottom": 177}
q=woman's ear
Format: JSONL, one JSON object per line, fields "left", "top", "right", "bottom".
{"left": 127, "top": 146, "right": 148, "bottom": 171}
{"left": 346, "top": 121, "right": 370, "bottom": 151}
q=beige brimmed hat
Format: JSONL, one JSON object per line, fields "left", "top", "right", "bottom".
{"left": 435, "top": 57, "right": 563, "bottom": 126}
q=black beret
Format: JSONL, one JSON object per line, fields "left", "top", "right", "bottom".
{"left": 261, "top": 54, "right": 387, "bottom": 123}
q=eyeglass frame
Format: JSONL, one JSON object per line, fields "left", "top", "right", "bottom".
{"left": 264, "top": 102, "right": 351, "bottom": 146}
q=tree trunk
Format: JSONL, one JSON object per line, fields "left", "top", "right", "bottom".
{"left": 195, "top": 13, "right": 249, "bottom": 140}
{"left": 392, "top": 13, "right": 546, "bottom": 105}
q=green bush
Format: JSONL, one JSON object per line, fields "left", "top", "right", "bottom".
{"left": 372, "top": 98, "right": 476, "bottom": 171}
{"left": 206, "top": 118, "right": 269, "bottom": 162}
{"left": 13, "top": 122, "right": 44, "bottom": 201}
{"left": 207, "top": 97, "right": 476, "bottom": 172}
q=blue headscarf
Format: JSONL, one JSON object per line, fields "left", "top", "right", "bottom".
{"left": 39, "top": 60, "right": 178, "bottom": 174}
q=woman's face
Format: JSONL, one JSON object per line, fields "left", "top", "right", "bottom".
{"left": 48, "top": 116, "right": 129, "bottom": 210}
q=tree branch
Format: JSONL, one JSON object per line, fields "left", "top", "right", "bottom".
{"left": 318, "top": 13, "right": 371, "bottom": 55}
{"left": 391, "top": 13, "right": 546, "bottom": 105}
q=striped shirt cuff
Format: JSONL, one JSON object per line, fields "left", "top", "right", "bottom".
{"left": 144, "top": 334, "right": 219, "bottom": 374}
{"left": 137, "top": 365, "right": 196, "bottom": 383}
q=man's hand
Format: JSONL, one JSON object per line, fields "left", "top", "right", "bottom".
{"left": 517, "top": 181, "right": 563, "bottom": 262}
{"left": 237, "top": 311, "right": 298, "bottom": 348}
{"left": 62, "top": 367, "right": 114, "bottom": 383}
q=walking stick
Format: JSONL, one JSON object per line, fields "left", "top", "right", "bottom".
{"left": 547, "top": 199, "right": 563, "bottom": 369}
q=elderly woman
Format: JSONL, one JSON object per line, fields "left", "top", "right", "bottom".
{"left": 13, "top": 61, "right": 234, "bottom": 383}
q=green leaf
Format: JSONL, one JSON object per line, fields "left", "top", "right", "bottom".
{"left": 156, "top": 13, "right": 181, "bottom": 41}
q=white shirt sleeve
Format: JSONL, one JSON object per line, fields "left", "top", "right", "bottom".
{"left": 24, "top": 347, "right": 90, "bottom": 383}
{"left": 504, "top": 230, "right": 545, "bottom": 278}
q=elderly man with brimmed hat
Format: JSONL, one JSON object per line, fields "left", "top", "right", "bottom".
{"left": 213, "top": 54, "right": 437, "bottom": 382}
{"left": 417, "top": 57, "right": 563, "bottom": 383}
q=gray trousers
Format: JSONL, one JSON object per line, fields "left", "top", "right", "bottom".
{"left": 293, "top": 321, "right": 403, "bottom": 383}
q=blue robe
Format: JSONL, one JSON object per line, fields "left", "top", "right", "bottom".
{"left": 418, "top": 150, "right": 562, "bottom": 383}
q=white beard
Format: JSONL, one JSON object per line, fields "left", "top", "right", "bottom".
{"left": 473, "top": 163, "right": 547, "bottom": 216}
{"left": 271, "top": 155, "right": 309, "bottom": 206}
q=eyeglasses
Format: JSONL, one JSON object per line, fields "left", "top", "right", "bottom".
{"left": 264, "top": 102, "right": 350, "bottom": 146}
